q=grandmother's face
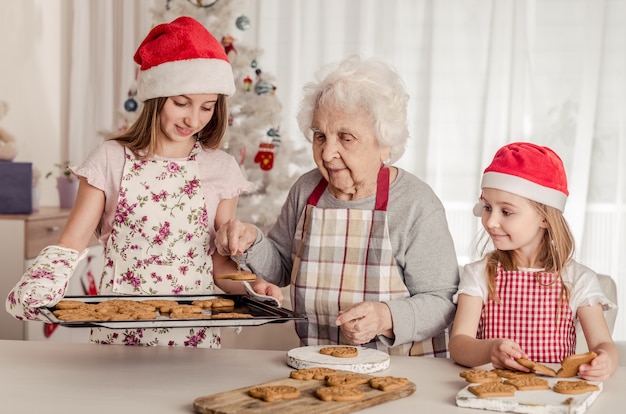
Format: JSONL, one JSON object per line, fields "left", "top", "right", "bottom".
{"left": 311, "top": 105, "right": 391, "bottom": 200}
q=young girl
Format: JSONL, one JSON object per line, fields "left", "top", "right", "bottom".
{"left": 449, "top": 142, "right": 619, "bottom": 381}
{"left": 6, "top": 16, "right": 281, "bottom": 347}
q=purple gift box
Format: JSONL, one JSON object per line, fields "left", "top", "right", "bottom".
{"left": 0, "top": 161, "right": 32, "bottom": 214}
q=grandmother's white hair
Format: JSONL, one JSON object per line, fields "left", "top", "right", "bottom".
{"left": 296, "top": 55, "right": 409, "bottom": 164}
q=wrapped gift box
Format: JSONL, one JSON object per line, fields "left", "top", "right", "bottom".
{"left": 0, "top": 161, "right": 32, "bottom": 214}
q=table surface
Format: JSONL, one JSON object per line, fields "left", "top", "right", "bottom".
{"left": 0, "top": 339, "right": 624, "bottom": 413}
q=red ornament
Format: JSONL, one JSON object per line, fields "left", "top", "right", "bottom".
{"left": 254, "top": 142, "right": 275, "bottom": 171}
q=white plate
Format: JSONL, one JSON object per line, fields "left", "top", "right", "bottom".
{"left": 286, "top": 345, "right": 390, "bottom": 373}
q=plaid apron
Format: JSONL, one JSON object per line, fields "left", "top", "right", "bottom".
{"left": 477, "top": 263, "right": 575, "bottom": 362}
{"left": 91, "top": 143, "right": 220, "bottom": 347}
{"left": 291, "top": 167, "right": 448, "bottom": 356}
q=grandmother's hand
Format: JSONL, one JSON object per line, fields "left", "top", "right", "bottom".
{"left": 215, "top": 219, "right": 258, "bottom": 256}
{"left": 335, "top": 301, "right": 394, "bottom": 345}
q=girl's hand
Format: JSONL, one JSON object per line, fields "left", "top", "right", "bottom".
{"left": 489, "top": 339, "right": 530, "bottom": 371}
{"left": 578, "top": 350, "right": 613, "bottom": 382}
{"left": 250, "top": 278, "right": 284, "bottom": 304}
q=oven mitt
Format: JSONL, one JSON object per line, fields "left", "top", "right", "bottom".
{"left": 5, "top": 245, "right": 88, "bottom": 322}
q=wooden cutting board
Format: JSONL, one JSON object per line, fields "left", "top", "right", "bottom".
{"left": 193, "top": 371, "right": 415, "bottom": 414}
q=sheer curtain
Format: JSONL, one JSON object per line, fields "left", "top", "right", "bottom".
{"left": 252, "top": 0, "right": 626, "bottom": 339}
{"left": 64, "top": 0, "right": 154, "bottom": 164}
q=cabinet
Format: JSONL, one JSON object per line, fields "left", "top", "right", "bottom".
{"left": 0, "top": 206, "right": 102, "bottom": 341}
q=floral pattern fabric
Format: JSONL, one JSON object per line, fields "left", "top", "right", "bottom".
{"left": 92, "top": 143, "right": 220, "bottom": 347}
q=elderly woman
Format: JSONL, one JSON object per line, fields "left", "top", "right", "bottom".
{"left": 216, "top": 56, "right": 459, "bottom": 356}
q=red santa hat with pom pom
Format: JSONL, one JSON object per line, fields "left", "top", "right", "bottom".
{"left": 473, "top": 142, "right": 569, "bottom": 216}
{"left": 134, "top": 16, "right": 235, "bottom": 102}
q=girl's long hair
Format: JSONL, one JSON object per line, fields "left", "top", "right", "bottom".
{"left": 482, "top": 201, "right": 575, "bottom": 306}
{"left": 109, "top": 95, "right": 229, "bottom": 157}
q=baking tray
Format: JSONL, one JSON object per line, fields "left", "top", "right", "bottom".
{"left": 39, "top": 294, "right": 306, "bottom": 329}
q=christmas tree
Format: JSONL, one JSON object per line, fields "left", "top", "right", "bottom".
{"left": 116, "top": 0, "right": 311, "bottom": 231}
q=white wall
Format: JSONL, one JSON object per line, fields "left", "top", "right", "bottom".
{"left": 0, "top": 0, "right": 65, "bottom": 207}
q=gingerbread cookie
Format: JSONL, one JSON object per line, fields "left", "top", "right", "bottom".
{"left": 326, "top": 373, "right": 370, "bottom": 387}
{"left": 491, "top": 368, "right": 535, "bottom": 379}
{"left": 459, "top": 369, "right": 501, "bottom": 383}
{"left": 369, "top": 376, "right": 410, "bottom": 391}
{"left": 315, "top": 386, "right": 364, "bottom": 402}
{"left": 319, "top": 346, "right": 359, "bottom": 358}
{"left": 249, "top": 385, "right": 301, "bottom": 402}
{"left": 216, "top": 272, "right": 257, "bottom": 281}
{"left": 290, "top": 367, "right": 337, "bottom": 381}
{"left": 557, "top": 351, "right": 597, "bottom": 378}
{"left": 553, "top": 380, "right": 600, "bottom": 395}
{"left": 503, "top": 376, "right": 550, "bottom": 391}
{"left": 515, "top": 358, "right": 557, "bottom": 377}
{"left": 468, "top": 382, "right": 516, "bottom": 398}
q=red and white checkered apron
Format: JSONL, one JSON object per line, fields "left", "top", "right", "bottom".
{"left": 477, "top": 263, "right": 576, "bottom": 362}
{"left": 290, "top": 167, "right": 448, "bottom": 357}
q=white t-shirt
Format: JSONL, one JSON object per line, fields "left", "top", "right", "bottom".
{"left": 453, "top": 257, "right": 616, "bottom": 317}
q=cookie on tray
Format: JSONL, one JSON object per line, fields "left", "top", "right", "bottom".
{"left": 290, "top": 367, "right": 338, "bottom": 381}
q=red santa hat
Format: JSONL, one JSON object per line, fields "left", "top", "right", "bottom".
{"left": 473, "top": 142, "right": 569, "bottom": 216}
{"left": 134, "top": 16, "right": 235, "bottom": 102}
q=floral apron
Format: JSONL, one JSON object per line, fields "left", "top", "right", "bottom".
{"left": 477, "top": 263, "right": 575, "bottom": 362}
{"left": 90, "top": 143, "right": 220, "bottom": 347}
{"left": 291, "top": 167, "right": 448, "bottom": 357}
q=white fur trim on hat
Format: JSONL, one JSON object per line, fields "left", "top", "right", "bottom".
{"left": 481, "top": 171, "right": 568, "bottom": 212}
{"left": 136, "top": 58, "right": 235, "bottom": 101}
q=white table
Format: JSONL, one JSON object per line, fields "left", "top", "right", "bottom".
{"left": 0, "top": 339, "right": 624, "bottom": 413}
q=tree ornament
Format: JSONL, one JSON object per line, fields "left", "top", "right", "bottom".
{"left": 236, "top": 15, "right": 251, "bottom": 31}
{"left": 124, "top": 86, "right": 138, "bottom": 112}
{"left": 250, "top": 59, "right": 258, "bottom": 69}
{"left": 254, "top": 69, "right": 273, "bottom": 96}
{"left": 243, "top": 76, "right": 253, "bottom": 92}
{"left": 267, "top": 127, "right": 281, "bottom": 147}
{"left": 254, "top": 142, "right": 275, "bottom": 171}
{"left": 221, "top": 35, "right": 237, "bottom": 57}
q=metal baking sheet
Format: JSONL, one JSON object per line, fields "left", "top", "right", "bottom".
{"left": 40, "top": 294, "right": 306, "bottom": 329}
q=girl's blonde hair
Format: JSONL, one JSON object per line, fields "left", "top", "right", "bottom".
{"left": 481, "top": 201, "right": 575, "bottom": 305}
{"left": 109, "top": 95, "right": 229, "bottom": 158}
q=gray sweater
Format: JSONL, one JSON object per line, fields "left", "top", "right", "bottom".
{"left": 245, "top": 168, "right": 459, "bottom": 347}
